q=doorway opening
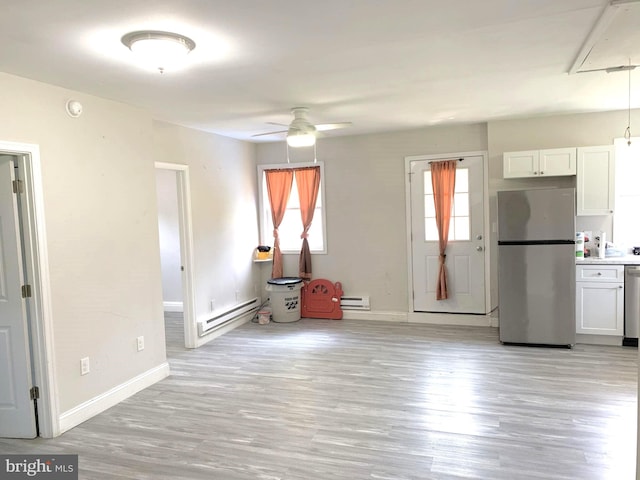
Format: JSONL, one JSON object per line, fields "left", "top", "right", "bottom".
{"left": 0, "top": 142, "right": 57, "bottom": 438}
{"left": 154, "top": 162, "right": 196, "bottom": 351}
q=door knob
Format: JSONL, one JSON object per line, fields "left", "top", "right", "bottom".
{"left": 476, "top": 246, "right": 483, "bottom": 251}
{"left": 476, "top": 234, "right": 483, "bottom": 240}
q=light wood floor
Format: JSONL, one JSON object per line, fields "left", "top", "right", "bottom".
{"left": 1, "top": 317, "right": 637, "bottom": 479}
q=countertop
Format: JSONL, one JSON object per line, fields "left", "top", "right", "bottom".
{"left": 577, "top": 255, "right": 640, "bottom": 265}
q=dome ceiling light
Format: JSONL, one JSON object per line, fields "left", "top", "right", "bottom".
{"left": 121, "top": 30, "right": 196, "bottom": 74}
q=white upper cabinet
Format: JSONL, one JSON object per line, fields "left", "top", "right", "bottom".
{"left": 539, "top": 148, "right": 577, "bottom": 176}
{"left": 576, "top": 145, "right": 615, "bottom": 216}
{"left": 503, "top": 148, "right": 576, "bottom": 178}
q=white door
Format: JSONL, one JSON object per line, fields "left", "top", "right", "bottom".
{"left": 0, "top": 155, "right": 37, "bottom": 438}
{"left": 410, "top": 155, "right": 486, "bottom": 313}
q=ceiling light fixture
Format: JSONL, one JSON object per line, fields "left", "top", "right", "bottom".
{"left": 286, "top": 129, "right": 316, "bottom": 148}
{"left": 121, "top": 30, "right": 195, "bottom": 74}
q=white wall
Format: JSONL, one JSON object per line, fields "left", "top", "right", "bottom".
{"left": 256, "top": 124, "right": 488, "bottom": 314}
{"left": 155, "top": 169, "right": 182, "bottom": 305}
{"left": 0, "top": 73, "right": 166, "bottom": 414}
{"left": 152, "top": 121, "right": 260, "bottom": 321}
{"left": 0, "top": 72, "right": 260, "bottom": 429}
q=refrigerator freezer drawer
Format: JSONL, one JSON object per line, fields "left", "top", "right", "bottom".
{"left": 499, "top": 244, "right": 576, "bottom": 346}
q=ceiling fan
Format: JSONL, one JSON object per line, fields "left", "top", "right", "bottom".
{"left": 252, "top": 107, "right": 352, "bottom": 147}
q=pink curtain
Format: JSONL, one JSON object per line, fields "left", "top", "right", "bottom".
{"left": 265, "top": 169, "right": 294, "bottom": 278}
{"left": 295, "top": 166, "right": 321, "bottom": 281}
{"left": 430, "top": 160, "right": 457, "bottom": 300}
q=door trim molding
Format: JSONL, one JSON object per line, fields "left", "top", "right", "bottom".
{"left": 404, "top": 150, "right": 491, "bottom": 316}
{"left": 154, "top": 162, "right": 197, "bottom": 349}
{"left": 0, "top": 141, "right": 59, "bottom": 438}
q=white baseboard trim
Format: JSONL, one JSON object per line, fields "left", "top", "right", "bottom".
{"left": 341, "top": 309, "right": 498, "bottom": 327}
{"left": 58, "top": 362, "right": 170, "bottom": 434}
{"left": 163, "top": 301, "right": 183, "bottom": 312}
{"left": 408, "top": 311, "right": 498, "bottom": 327}
{"left": 194, "top": 310, "right": 254, "bottom": 348}
{"left": 341, "top": 310, "right": 408, "bottom": 322}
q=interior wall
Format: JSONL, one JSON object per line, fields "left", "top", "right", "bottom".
{"left": 155, "top": 169, "right": 182, "bottom": 306}
{"left": 0, "top": 72, "right": 166, "bottom": 413}
{"left": 256, "top": 124, "right": 488, "bottom": 314}
{"left": 152, "top": 121, "right": 260, "bottom": 321}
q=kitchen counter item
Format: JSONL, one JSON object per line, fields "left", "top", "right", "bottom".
{"left": 576, "top": 232, "right": 584, "bottom": 258}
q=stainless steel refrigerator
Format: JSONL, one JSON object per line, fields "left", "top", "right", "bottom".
{"left": 497, "top": 188, "right": 576, "bottom": 347}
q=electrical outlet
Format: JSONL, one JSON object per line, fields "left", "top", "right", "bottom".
{"left": 80, "top": 357, "right": 90, "bottom": 376}
{"left": 137, "top": 336, "right": 144, "bottom": 352}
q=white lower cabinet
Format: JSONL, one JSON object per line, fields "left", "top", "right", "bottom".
{"left": 576, "top": 265, "right": 624, "bottom": 338}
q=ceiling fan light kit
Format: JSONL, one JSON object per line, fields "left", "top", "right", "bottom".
{"left": 287, "top": 130, "right": 316, "bottom": 147}
{"left": 121, "top": 30, "right": 196, "bottom": 74}
{"left": 252, "top": 107, "right": 352, "bottom": 147}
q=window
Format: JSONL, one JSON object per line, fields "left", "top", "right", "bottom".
{"left": 258, "top": 162, "right": 327, "bottom": 253}
{"left": 423, "top": 167, "right": 470, "bottom": 241}
{"left": 613, "top": 137, "right": 640, "bottom": 250}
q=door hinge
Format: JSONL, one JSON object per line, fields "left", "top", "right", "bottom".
{"left": 30, "top": 386, "right": 40, "bottom": 400}
{"left": 21, "top": 284, "right": 32, "bottom": 298}
{"left": 12, "top": 179, "right": 24, "bottom": 194}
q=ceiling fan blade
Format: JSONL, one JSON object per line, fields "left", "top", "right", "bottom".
{"left": 315, "top": 122, "right": 353, "bottom": 132}
{"left": 266, "top": 122, "right": 290, "bottom": 127}
{"left": 251, "top": 129, "right": 288, "bottom": 138}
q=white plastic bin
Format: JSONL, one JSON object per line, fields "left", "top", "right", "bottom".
{"left": 266, "top": 277, "right": 303, "bottom": 323}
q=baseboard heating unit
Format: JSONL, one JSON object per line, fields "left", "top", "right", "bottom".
{"left": 198, "top": 297, "right": 259, "bottom": 336}
{"left": 340, "top": 295, "right": 370, "bottom": 311}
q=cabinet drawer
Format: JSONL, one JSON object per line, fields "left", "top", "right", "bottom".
{"left": 576, "top": 265, "right": 624, "bottom": 282}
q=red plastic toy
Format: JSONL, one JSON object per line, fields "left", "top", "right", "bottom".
{"left": 301, "top": 279, "right": 343, "bottom": 320}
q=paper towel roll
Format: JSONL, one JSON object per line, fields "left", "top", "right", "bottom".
{"left": 576, "top": 232, "right": 584, "bottom": 258}
{"left": 597, "top": 231, "right": 606, "bottom": 259}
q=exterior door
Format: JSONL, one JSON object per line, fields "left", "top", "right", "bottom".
{"left": 410, "top": 155, "right": 486, "bottom": 313}
{"left": 0, "top": 155, "right": 37, "bottom": 438}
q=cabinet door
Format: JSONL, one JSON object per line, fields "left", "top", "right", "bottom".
{"left": 539, "top": 148, "right": 576, "bottom": 176}
{"left": 576, "top": 145, "right": 615, "bottom": 215}
{"left": 503, "top": 151, "right": 539, "bottom": 178}
{"left": 576, "top": 281, "right": 624, "bottom": 335}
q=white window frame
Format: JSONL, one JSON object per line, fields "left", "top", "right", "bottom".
{"left": 257, "top": 161, "right": 327, "bottom": 254}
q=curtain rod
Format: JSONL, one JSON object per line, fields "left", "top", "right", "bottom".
{"left": 428, "top": 158, "right": 463, "bottom": 164}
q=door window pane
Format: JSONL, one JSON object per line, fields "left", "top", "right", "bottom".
{"left": 423, "top": 167, "right": 470, "bottom": 241}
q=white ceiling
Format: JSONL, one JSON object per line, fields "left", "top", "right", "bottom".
{"left": 1, "top": 0, "right": 639, "bottom": 142}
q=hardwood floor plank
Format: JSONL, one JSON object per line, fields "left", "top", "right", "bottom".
{"left": 0, "top": 317, "right": 636, "bottom": 479}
